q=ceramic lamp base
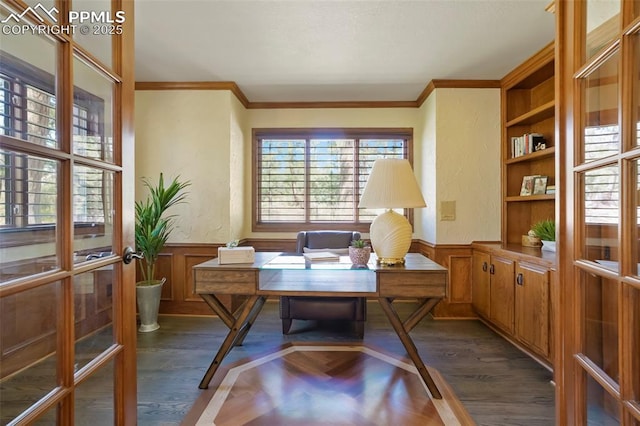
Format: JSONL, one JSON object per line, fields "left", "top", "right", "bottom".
{"left": 369, "top": 209, "right": 413, "bottom": 264}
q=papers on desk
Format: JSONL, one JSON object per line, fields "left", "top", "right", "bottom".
{"left": 303, "top": 251, "right": 340, "bottom": 262}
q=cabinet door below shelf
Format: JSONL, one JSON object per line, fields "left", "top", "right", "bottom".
{"left": 490, "top": 256, "right": 515, "bottom": 334}
{"left": 472, "top": 251, "right": 491, "bottom": 318}
{"left": 515, "top": 262, "right": 550, "bottom": 358}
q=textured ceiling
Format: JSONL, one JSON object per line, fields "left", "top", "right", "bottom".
{"left": 134, "top": 0, "right": 555, "bottom": 102}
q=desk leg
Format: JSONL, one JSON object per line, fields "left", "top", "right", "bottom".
{"left": 235, "top": 296, "right": 266, "bottom": 346}
{"left": 377, "top": 297, "right": 442, "bottom": 399}
{"left": 199, "top": 295, "right": 264, "bottom": 389}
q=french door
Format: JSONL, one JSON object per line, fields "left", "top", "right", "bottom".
{"left": 558, "top": 0, "right": 640, "bottom": 424}
{"left": 0, "top": 0, "right": 136, "bottom": 424}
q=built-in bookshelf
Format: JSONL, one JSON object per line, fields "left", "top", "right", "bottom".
{"left": 501, "top": 43, "right": 555, "bottom": 246}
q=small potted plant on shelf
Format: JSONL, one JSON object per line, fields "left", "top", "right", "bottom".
{"left": 531, "top": 219, "right": 556, "bottom": 252}
{"left": 135, "top": 173, "right": 190, "bottom": 332}
{"left": 349, "top": 239, "right": 371, "bottom": 266}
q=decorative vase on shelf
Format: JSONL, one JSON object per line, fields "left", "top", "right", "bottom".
{"left": 349, "top": 246, "right": 371, "bottom": 266}
{"left": 541, "top": 240, "right": 556, "bottom": 252}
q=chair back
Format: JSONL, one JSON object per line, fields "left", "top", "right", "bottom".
{"left": 296, "top": 231, "right": 360, "bottom": 253}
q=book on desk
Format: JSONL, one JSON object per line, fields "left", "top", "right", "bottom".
{"left": 303, "top": 251, "right": 340, "bottom": 262}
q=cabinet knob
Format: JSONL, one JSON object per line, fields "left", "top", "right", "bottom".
{"left": 516, "top": 273, "right": 524, "bottom": 285}
{"left": 482, "top": 261, "right": 488, "bottom": 272}
{"left": 489, "top": 264, "right": 495, "bottom": 275}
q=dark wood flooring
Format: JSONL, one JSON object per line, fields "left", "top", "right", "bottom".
{"left": 136, "top": 301, "right": 554, "bottom": 426}
{"left": 1, "top": 301, "right": 555, "bottom": 425}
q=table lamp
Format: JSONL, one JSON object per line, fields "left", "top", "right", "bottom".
{"left": 358, "top": 158, "right": 426, "bottom": 265}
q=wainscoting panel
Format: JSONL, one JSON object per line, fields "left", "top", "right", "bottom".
{"left": 150, "top": 244, "right": 220, "bottom": 315}
{"left": 157, "top": 252, "right": 174, "bottom": 300}
{"left": 415, "top": 241, "right": 475, "bottom": 318}
{"left": 448, "top": 256, "right": 472, "bottom": 303}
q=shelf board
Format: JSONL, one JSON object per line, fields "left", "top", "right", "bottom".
{"left": 506, "top": 146, "right": 556, "bottom": 164}
{"left": 505, "top": 194, "right": 556, "bottom": 202}
{"left": 506, "top": 100, "right": 555, "bottom": 127}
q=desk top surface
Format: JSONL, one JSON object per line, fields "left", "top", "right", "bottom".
{"left": 193, "top": 252, "right": 447, "bottom": 274}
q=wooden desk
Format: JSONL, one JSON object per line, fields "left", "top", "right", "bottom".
{"left": 193, "top": 252, "right": 448, "bottom": 398}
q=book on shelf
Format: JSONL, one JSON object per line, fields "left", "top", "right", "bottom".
{"left": 511, "top": 133, "right": 546, "bottom": 158}
{"left": 303, "top": 251, "right": 340, "bottom": 262}
{"left": 546, "top": 185, "right": 556, "bottom": 195}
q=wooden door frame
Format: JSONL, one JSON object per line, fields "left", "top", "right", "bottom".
{"left": 557, "top": 1, "right": 640, "bottom": 424}
{"left": 114, "top": 0, "right": 137, "bottom": 422}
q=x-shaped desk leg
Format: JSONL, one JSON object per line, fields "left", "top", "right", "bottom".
{"left": 377, "top": 297, "right": 442, "bottom": 399}
{"left": 198, "top": 294, "right": 266, "bottom": 389}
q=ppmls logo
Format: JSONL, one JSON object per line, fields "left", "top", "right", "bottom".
{"left": 2, "top": 3, "right": 125, "bottom": 36}
{"left": 1, "top": 3, "right": 58, "bottom": 23}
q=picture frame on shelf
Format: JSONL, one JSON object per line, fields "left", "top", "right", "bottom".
{"left": 533, "top": 176, "right": 548, "bottom": 195}
{"left": 520, "top": 175, "right": 538, "bottom": 196}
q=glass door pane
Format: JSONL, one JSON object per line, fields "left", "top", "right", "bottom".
{"left": 586, "top": 374, "right": 621, "bottom": 424}
{"left": 0, "top": 281, "right": 61, "bottom": 423}
{"left": 72, "top": 0, "right": 114, "bottom": 68}
{"left": 0, "top": 151, "right": 59, "bottom": 282}
{"left": 585, "top": 0, "right": 620, "bottom": 59}
{"left": 74, "top": 267, "right": 114, "bottom": 371}
{"left": 581, "top": 51, "right": 620, "bottom": 164}
{"left": 633, "top": 32, "right": 640, "bottom": 147}
{"left": 73, "top": 166, "right": 114, "bottom": 261}
{"left": 581, "top": 271, "right": 620, "bottom": 383}
{"left": 631, "top": 287, "right": 640, "bottom": 405}
{"left": 582, "top": 165, "right": 620, "bottom": 268}
{"left": 73, "top": 57, "right": 114, "bottom": 162}
{"left": 0, "top": 5, "right": 57, "bottom": 149}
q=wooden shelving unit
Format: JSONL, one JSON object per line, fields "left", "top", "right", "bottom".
{"left": 501, "top": 43, "right": 556, "bottom": 246}
{"left": 471, "top": 43, "right": 557, "bottom": 370}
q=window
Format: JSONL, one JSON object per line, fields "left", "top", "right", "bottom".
{"left": 253, "top": 128, "right": 413, "bottom": 232}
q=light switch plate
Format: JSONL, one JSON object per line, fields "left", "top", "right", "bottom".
{"left": 440, "top": 200, "right": 456, "bottom": 221}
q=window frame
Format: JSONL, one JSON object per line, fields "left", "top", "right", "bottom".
{"left": 252, "top": 127, "right": 415, "bottom": 233}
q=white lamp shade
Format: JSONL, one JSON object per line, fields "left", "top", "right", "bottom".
{"left": 359, "top": 159, "right": 426, "bottom": 208}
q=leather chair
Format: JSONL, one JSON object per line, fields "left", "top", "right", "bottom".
{"left": 279, "top": 230, "right": 367, "bottom": 337}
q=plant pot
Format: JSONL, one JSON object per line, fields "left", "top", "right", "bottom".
{"left": 136, "top": 278, "right": 166, "bottom": 332}
{"left": 541, "top": 240, "right": 556, "bottom": 252}
{"left": 349, "top": 246, "right": 371, "bottom": 266}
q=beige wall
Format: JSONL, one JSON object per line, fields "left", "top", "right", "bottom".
{"left": 229, "top": 96, "right": 248, "bottom": 239}
{"left": 415, "top": 93, "right": 438, "bottom": 243}
{"left": 135, "top": 90, "right": 234, "bottom": 243}
{"left": 134, "top": 88, "right": 501, "bottom": 246}
{"left": 434, "top": 88, "right": 501, "bottom": 244}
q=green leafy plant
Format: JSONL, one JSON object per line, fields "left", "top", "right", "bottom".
{"left": 531, "top": 219, "right": 556, "bottom": 241}
{"left": 351, "top": 239, "right": 369, "bottom": 248}
{"left": 135, "top": 173, "right": 190, "bottom": 285}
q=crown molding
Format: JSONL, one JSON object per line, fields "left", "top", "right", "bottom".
{"left": 415, "top": 79, "right": 501, "bottom": 107}
{"left": 135, "top": 79, "right": 501, "bottom": 109}
{"left": 135, "top": 81, "right": 250, "bottom": 107}
{"left": 247, "top": 100, "right": 418, "bottom": 109}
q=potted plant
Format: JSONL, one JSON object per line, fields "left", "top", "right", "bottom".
{"left": 349, "top": 239, "right": 372, "bottom": 266}
{"left": 531, "top": 219, "right": 556, "bottom": 252}
{"left": 135, "top": 173, "right": 190, "bottom": 332}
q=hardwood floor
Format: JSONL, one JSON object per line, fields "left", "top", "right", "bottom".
{"left": 136, "top": 301, "right": 554, "bottom": 426}
{"left": 183, "top": 343, "right": 473, "bottom": 425}
{"left": 1, "top": 301, "right": 555, "bottom": 425}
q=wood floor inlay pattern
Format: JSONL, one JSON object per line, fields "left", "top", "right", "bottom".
{"left": 190, "top": 344, "right": 471, "bottom": 426}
